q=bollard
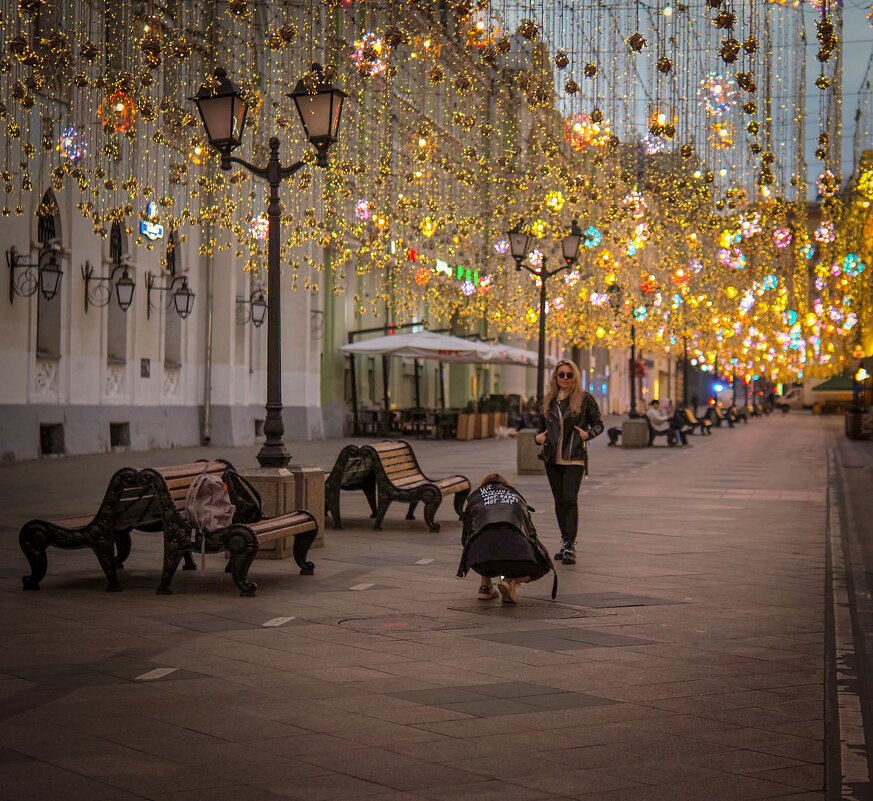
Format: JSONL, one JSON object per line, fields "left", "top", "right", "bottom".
{"left": 517, "top": 428, "right": 545, "bottom": 474}
{"left": 621, "top": 418, "right": 649, "bottom": 448}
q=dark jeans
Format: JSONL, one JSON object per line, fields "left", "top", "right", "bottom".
{"left": 544, "top": 462, "right": 584, "bottom": 546}
{"left": 670, "top": 423, "right": 688, "bottom": 445}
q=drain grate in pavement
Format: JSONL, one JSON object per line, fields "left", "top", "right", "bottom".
{"left": 448, "top": 601, "right": 608, "bottom": 619}
{"left": 338, "top": 614, "right": 448, "bottom": 632}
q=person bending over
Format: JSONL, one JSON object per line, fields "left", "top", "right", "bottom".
{"left": 458, "top": 474, "right": 555, "bottom": 604}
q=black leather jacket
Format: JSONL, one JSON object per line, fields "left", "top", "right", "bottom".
{"left": 541, "top": 393, "right": 604, "bottom": 471}
{"left": 457, "top": 482, "right": 552, "bottom": 581}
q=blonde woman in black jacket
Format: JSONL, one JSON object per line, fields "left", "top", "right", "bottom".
{"left": 534, "top": 360, "right": 604, "bottom": 565}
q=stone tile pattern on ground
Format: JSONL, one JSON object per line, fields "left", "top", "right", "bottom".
{"left": 0, "top": 414, "right": 830, "bottom": 800}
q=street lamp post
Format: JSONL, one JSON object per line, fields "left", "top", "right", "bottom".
{"left": 191, "top": 66, "right": 345, "bottom": 468}
{"left": 607, "top": 284, "right": 642, "bottom": 417}
{"left": 506, "top": 220, "right": 582, "bottom": 405}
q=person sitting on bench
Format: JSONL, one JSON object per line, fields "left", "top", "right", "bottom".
{"left": 670, "top": 403, "right": 694, "bottom": 447}
{"left": 646, "top": 400, "right": 677, "bottom": 446}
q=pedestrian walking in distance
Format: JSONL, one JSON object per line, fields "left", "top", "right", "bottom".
{"left": 534, "top": 360, "right": 604, "bottom": 565}
{"left": 457, "top": 474, "right": 555, "bottom": 604}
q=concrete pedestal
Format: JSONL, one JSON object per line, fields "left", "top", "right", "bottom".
{"left": 516, "top": 428, "right": 545, "bottom": 474}
{"left": 238, "top": 465, "right": 326, "bottom": 558}
{"left": 621, "top": 418, "right": 649, "bottom": 449}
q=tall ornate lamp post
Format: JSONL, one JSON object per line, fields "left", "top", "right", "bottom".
{"left": 506, "top": 220, "right": 583, "bottom": 405}
{"left": 607, "top": 283, "right": 643, "bottom": 417}
{"left": 191, "top": 66, "right": 345, "bottom": 468}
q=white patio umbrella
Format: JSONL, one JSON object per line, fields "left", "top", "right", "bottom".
{"left": 339, "top": 331, "right": 501, "bottom": 363}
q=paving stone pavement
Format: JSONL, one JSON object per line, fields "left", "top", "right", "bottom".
{"left": 0, "top": 413, "right": 846, "bottom": 800}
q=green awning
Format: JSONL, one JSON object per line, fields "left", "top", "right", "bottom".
{"left": 812, "top": 375, "right": 853, "bottom": 391}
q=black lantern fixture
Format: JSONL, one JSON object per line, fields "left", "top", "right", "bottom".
{"left": 82, "top": 261, "right": 136, "bottom": 313}
{"left": 561, "top": 219, "right": 583, "bottom": 266}
{"left": 190, "top": 64, "right": 346, "bottom": 469}
{"left": 288, "top": 64, "right": 347, "bottom": 167}
{"left": 507, "top": 223, "right": 531, "bottom": 270}
{"left": 190, "top": 68, "right": 248, "bottom": 157}
{"left": 502, "top": 220, "right": 583, "bottom": 405}
{"left": 7, "top": 246, "right": 63, "bottom": 304}
{"left": 147, "top": 272, "right": 195, "bottom": 319}
{"left": 236, "top": 287, "right": 268, "bottom": 328}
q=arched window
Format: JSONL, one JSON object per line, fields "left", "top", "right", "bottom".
{"left": 36, "top": 190, "right": 62, "bottom": 357}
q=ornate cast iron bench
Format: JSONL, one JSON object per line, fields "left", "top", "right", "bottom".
{"left": 324, "top": 444, "right": 377, "bottom": 529}
{"left": 19, "top": 460, "right": 318, "bottom": 597}
{"left": 645, "top": 418, "right": 675, "bottom": 447}
{"left": 360, "top": 440, "right": 470, "bottom": 532}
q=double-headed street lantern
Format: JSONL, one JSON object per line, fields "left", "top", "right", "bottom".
{"left": 192, "top": 65, "right": 346, "bottom": 168}
{"left": 190, "top": 64, "right": 346, "bottom": 469}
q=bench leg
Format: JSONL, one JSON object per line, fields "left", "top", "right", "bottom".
{"left": 373, "top": 496, "right": 393, "bottom": 530}
{"left": 293, "top": 530, "right": 317, "bottom": 575}
{"left": 325, "top": 492, "right": 342, "bottom": 529}
{"left": 19, "top": 520, "right": 121, "bottom": 592}
{"left": 422, "top": 490, "right": 442, "bottom": 532}
{"left": 156, "top": 542, "right": 186, "bottom": 595}
{"left": 406, "top": 501, "right": 417, "bottom": 520}
{"left": 453, "top": 489, "right": 469, "bottom": 520}
{"left": 362, "top": 476, "right": 378, "bottom": 518}
{"left": 223, "top": 526, "right": 259, "bottom": 596}
{"left": 115, "top": 530, "right": 132, "bottom": 568}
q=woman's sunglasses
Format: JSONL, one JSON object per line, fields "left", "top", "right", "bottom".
{"left": 557, "top": 371, "right": 574, "bottom": 379}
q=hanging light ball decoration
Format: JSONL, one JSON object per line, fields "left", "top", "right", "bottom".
{"left": 414, "top": 267, "right": 432, "bottom": 286}
{"left": 772, "top": 227, "right": 793, "bottom": 248}
{"left": 493, "top": 239, "right": 509, "bottom": 255}
{"left": 642, "top": 133, "right": 666, "bottom": 154}
{"left": 807, "top": 0, "right": 842, "bottom": 10}
{"left": 562, "top": 112, "right": 609, "bottom": 151}
{"left": 545, "top": 190, "right": 565, "bottom": 213}
{"left": 738, "top": 211, "right": 762, "bottom": 239}
{"left": 648, "top": 103, "right": 678, "bottom": 137}
{"left": 352, "top": 32, "right": 389, "bottom": 76}
{"left": 813, "top": 221, "right": 836, "bottom": 244}
{"left": 671, "top": 267, "right": 691, "bottom": 287}
{"left": 801, "top": 243, "right": 816, "bottom": 260}
{"left": 816, "top": 170, "right": 839, "bottom": 198}
{"left": 477, "top": 275, "right": 493, "bottom": 294}
{"left": 465, "top": 9, "right": 502, "bottom": 47}
{"left": 718, "top": 247, "right": 747, "bottom": 269}
{"left": 57, "top": 127, "right": 87, "bottom": 163}
{"left": 249, "top": 214, "right": 269, "bottom": 241}
{"left": 711, "top": 120, "right": 735, "bottom": 149}
{"left": 420, "top": 216, "right": 437, "bottom": 237}
{"left": 698, "top": 73, "right": 739, "bottom": 116}
{"left": 528, "top": 248, "right": 544, "bottom": 267}
{"left": 689, "top": 258, "right": 704, "bottom": 273}
{"left": 844, "top": 254, "right": 865, "bottom": 276}
{"left": 622, "top": 191, "right": 647, "bottom": 220}
{"left": 460, "top": 280, "right": 477, "bottom": 296}
{"left": 98, "top": 90, "right": 137, "bottom": 133}
{"left": 583, "top": 226, "right": 601, "bottom": 248}
{"left": 640, "top": 273, "right": 658, "bottom": 293}
{"left": 354, "top": 198, "right": 371, "bottom": 221}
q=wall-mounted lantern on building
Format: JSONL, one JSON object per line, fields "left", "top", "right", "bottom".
{"left": 7, "top": 246, "right": 62, "bottom": 304}
{"left": 146, "top": 272, "right": 195, "bottom": 319}
{"left": 82, "top": 260, "right": 136, "bottom": 313}
{"left": 236, "top": 287, "right": 267, "bottom": 328}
